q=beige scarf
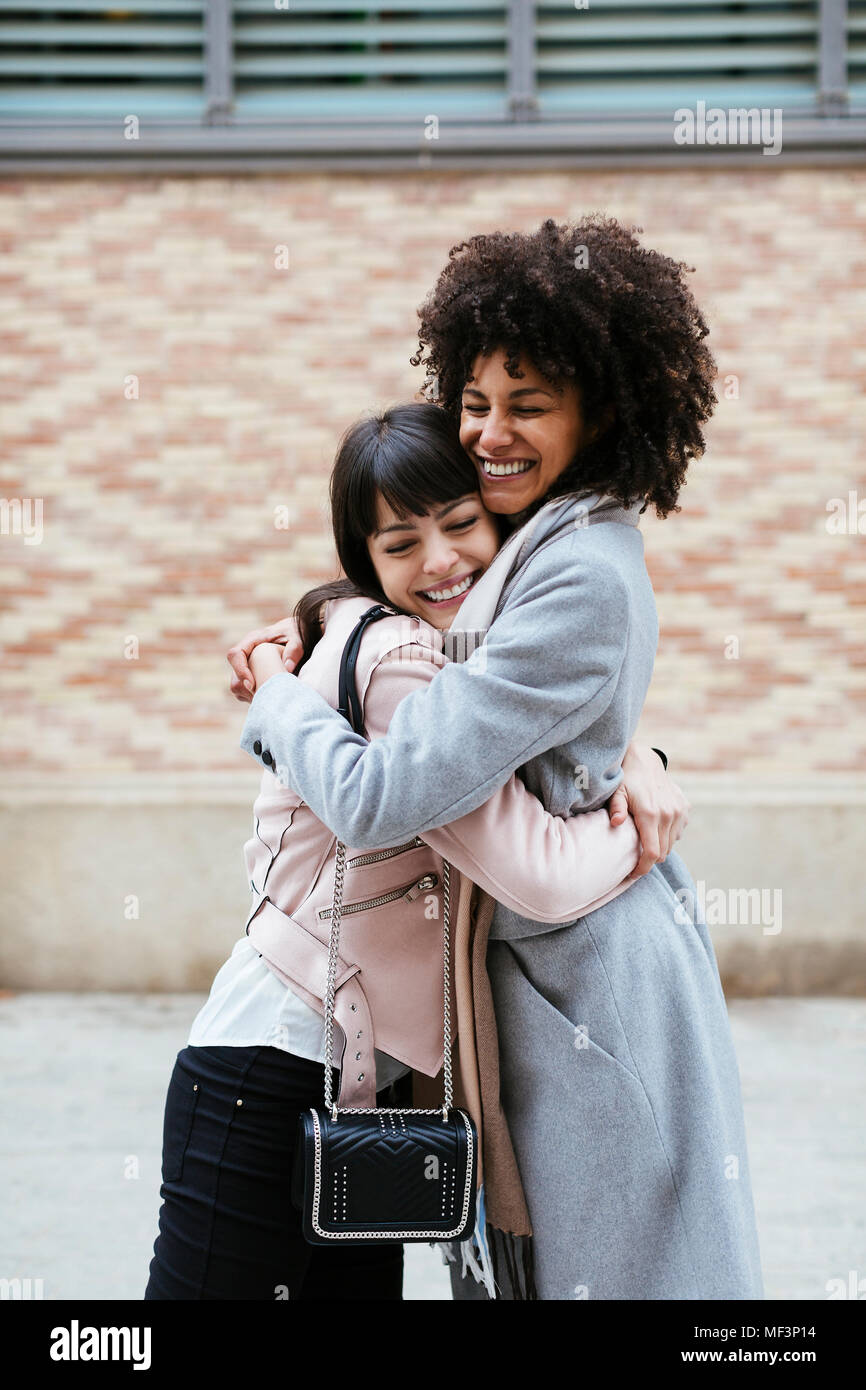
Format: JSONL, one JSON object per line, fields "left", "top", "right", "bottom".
{"left": 411, "top": 873, "right": 534, "bottom": 1294}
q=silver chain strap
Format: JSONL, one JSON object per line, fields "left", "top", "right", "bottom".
{"left": 322, "top": 838, "right": 453, "bottom": 1123}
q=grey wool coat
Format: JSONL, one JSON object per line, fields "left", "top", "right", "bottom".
{"left": 239, "top": 495, "right": 765, "bottom": 1302}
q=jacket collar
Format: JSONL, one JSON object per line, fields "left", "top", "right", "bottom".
{"left": 509, "top": 491, "right": 643, "bottom": 571}
{"left": 441, "top": 491, "right": 644, "bottom": 662}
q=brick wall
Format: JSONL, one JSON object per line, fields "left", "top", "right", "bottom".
{"left": 1, "top": 167, "right": 864, "bottom": 785}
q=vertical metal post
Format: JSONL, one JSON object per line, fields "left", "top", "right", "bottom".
{"left": 508, "top": 0, "right": 538, "bottom": 120}
{"left": 204, "top": 0, "right": 234, "bottom": 123}
{"left": 817, "top": 0, "right": 848, "bottom": 115}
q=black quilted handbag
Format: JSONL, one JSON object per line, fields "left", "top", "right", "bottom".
{"left": 292, "top": 604, "right": 478, "bottom": 1245}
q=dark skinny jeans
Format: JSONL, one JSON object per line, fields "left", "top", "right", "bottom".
{"left": 144, "top": 1043, "right": 408, "bottom": 1300}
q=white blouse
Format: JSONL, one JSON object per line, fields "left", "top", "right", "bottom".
{"left": 187, "top": 936, "right": 411, "bottom": 1090}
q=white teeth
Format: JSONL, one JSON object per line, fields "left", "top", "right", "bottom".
{"left": 420, "top": 574, "right": 476, "bottom": 603}
{"left": 481, "top": 458, "right": 535, "bottom": 477}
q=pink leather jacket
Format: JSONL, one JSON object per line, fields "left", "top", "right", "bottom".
{"left": 243, "top": 596, "right": 641, "bottom": 1107}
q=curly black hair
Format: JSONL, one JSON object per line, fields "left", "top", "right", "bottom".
{"left": 410, "top": 214, "right": 718, "bottom": 518}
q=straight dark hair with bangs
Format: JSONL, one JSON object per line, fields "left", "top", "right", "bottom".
{"left": 293, "top": 402, "right": 504, "bottom": 668}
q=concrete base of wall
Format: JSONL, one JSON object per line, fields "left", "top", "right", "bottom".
{"left": 1, "top": 775, "right": 863, "bottom": 995}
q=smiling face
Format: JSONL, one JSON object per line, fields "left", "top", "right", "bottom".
{"left": 366, "top": 491, "right": 501, "bottom": 629}
{"left": 459, "top": 348, "right": 601, "bottom": 516}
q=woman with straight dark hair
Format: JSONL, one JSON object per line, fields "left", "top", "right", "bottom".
{"left": 144, "top": 400, "right": 671, "bottom": 1300}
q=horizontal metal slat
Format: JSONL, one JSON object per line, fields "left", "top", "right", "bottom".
{"left": 0, "top": 85, "right": 206, "bottom": 116}
{"left": 4, "top": 0, "right": 201, "bottom": 10}
{"left": 537, "top": 42, "right": 819, "bottom": 75}
{"left": 0, "top": 22, "right": 202, "bottom": 46}
{"left": 232, "top": 85, "right": 507, "bottom": 117}
{"left": 537, "top": 14, "right": 820, "bottom": 42}
{"left": 539, "top": 75, "right": 820, "bottom": 111}
{"left": 0, "top": 53, "right": 204, "bottom": 77}
{"left": 538, "top": 0, "right": 815, "bottom": 9}
{"left": 233, "top": 19, "right": 507, "bottom": 45}
{"left": 235, "top": 51, "right": 507, "bottom": 77}
{"left": 235, "top": 0, "right": 506, "bottom": 11}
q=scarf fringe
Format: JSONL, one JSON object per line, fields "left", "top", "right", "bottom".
{"left": 437, "top": 1184, "right": 497, "bottom": 1299}
{"left": 437, "top": 1184, "right": 538, "bottom": 1301}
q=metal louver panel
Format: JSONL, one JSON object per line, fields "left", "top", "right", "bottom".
{"left": 0, "top": 0, "right": 205, "bottom": 120}
{"left": 232, "top": 0, "right": 510, "bottom": 119}
{"left": 850, "top": 0, "right": 866, "bottom": 106}
{"left": 0, "top": 0, "right": 862, "bottom": 163}
{"left": 536, "top": 0, "right": 823, "bottom": 115}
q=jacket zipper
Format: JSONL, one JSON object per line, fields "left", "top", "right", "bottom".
{"left": 345, "top": 836, "right": 423, "bottom": 869}
{"left": 317, "top": 872, "right": 438, "bottom": 919}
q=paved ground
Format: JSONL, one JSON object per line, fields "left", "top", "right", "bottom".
{"left": 0, "top": 993, "right": 863, "bottom": 1301}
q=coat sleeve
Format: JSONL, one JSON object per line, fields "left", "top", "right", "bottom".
{"left": 357, "top": 643, "right": 641, "bottom": 923}
{"left": 239, "top": 541, "right": 631, "bottom": 848}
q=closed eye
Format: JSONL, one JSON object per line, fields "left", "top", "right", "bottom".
{"left": 462, "top": 404, "right": 544, "bottom": 416}
{"left": 385, "top": 516, "right": 478, "bottom": 554}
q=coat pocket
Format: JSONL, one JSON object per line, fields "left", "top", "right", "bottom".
{"left": 496, "top": 938, "right": 643, "bottom": 1086}
{"left": 161, "top": 1059, "right": 200, "bottom": 1185}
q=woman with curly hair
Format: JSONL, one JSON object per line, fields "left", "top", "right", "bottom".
{"left": 229, "top": 215, "right": 765, "bottom": 1302}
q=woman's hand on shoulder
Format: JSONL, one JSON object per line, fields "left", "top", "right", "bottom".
{"left": 608, "top": 740, "right": 690, "bottom": 877}
{"left": 227, "top": 617, "right": 304, "bottom": 702}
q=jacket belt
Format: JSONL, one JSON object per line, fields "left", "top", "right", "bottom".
{"left": 245, "top": 895, "right": 378, "bottom": 1108}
